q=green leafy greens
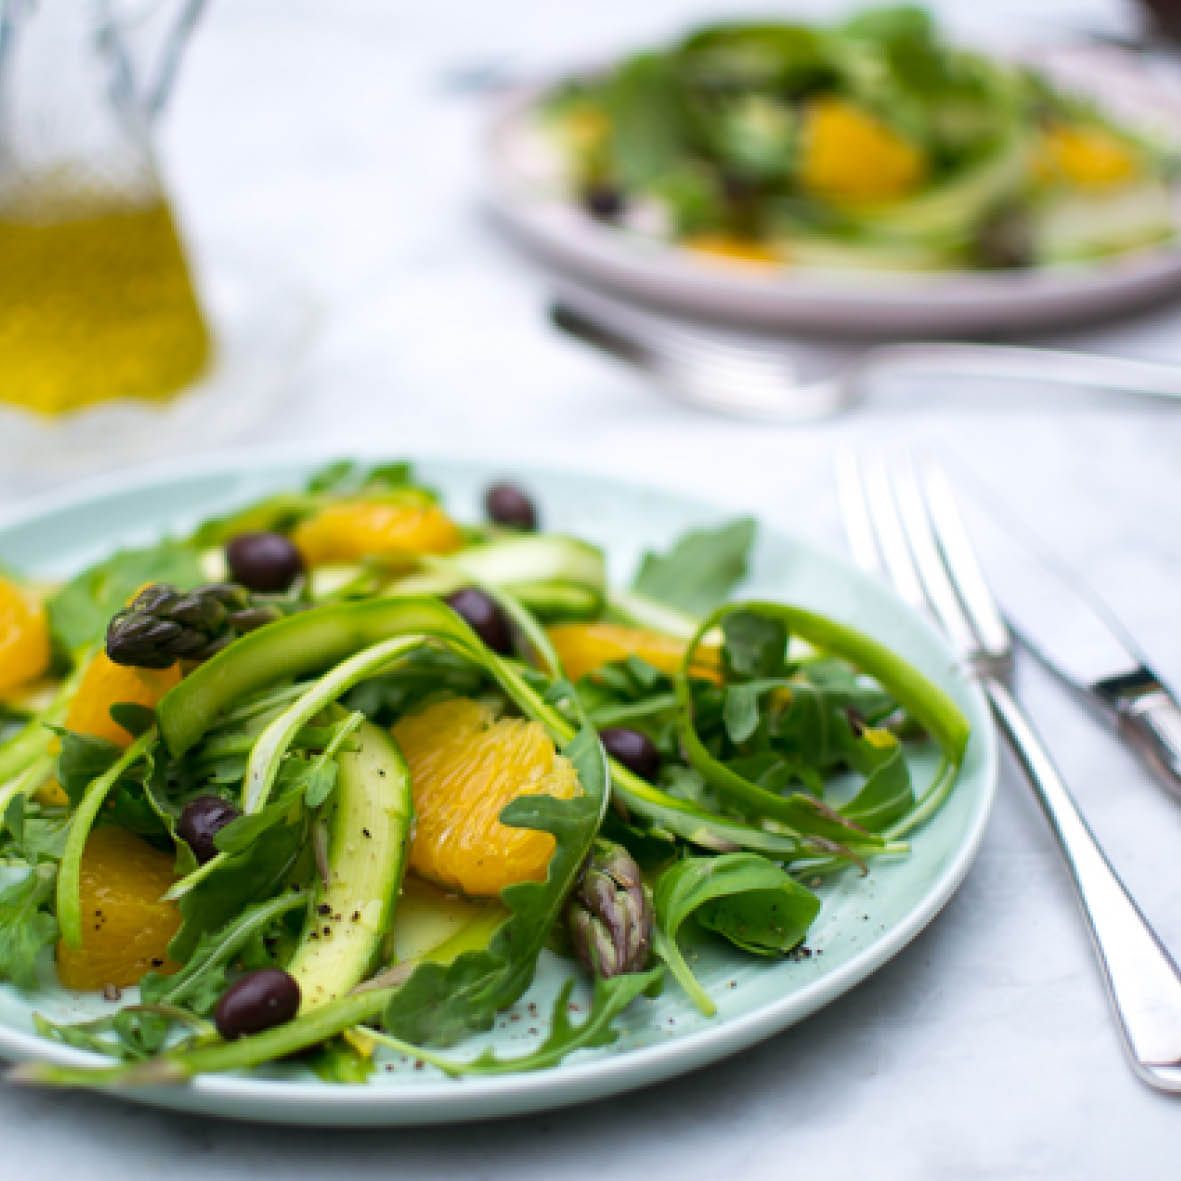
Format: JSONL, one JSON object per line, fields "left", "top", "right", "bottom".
{"left": 653, "top": 854, "right": 820, "bottom": 1015}
{"left": 631, "top": 518, "right": 757, "bottom": 617}
{"left": 3, "top": 463, "right": 973, "bottom": 1095}
{"left": 0, "top": 865, "right": 58, "bottom": 991}
{"left": 47, "top": 542, "right": 204, "bottom": 655}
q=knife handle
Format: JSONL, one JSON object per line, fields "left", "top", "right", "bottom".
{"left": 1117, "top": 690, "right": 1181, "bottom": 800}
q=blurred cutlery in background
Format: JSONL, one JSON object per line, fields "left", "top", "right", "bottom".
{"left": 550, "top": 285, "right": 1181, "bottom": 421}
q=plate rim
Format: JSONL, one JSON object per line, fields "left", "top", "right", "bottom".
{"left": 0, "top": 445, "right": 999, "bottom": 1124}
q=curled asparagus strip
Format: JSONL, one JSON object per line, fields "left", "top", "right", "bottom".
{"left": 57, "top": 729, "right": 157, "bottom": 949}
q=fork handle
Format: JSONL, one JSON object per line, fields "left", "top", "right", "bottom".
{"left": 860, "top": 343, "right": 1181, "bottom": 403}
{"left": 985, "top": 678, "right": 1181, "bottom": 1090}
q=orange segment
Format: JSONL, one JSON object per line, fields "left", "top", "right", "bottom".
{"left": 0, "top": 576, "right": 51, "bottom": 694}
{"left": 683, "top": 234, "right": 783, "bottom": 268}
{"left": 55, "top": 826, "right": 181, "bottom": 990}
{"left": 799, "top": 97, "right": 926, "bottom": 206}
{"left": 393, "top": 697, "right": 580, "bottom": 897}
{"left": 1035, "top": 123, "right": 1139, "bottom": 191}
{"left": 290, "top": 499, "right": 462, "bottom": 567}
{"left": 64, "top": 652, "right": 180, "bottom": 748}
{"left": 547, "top": 621, "right": 720, "bottom": 683}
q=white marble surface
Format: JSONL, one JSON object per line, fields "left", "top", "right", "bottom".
{"left": 4, "top": 0, "right": 1181, "bottom": 1176}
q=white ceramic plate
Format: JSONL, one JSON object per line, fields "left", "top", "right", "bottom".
{"left": 0, "top": 452, "right": 997, "bottom": 1126}
{"left": 484, "top": 45, "right": 1181, "bottom": 335}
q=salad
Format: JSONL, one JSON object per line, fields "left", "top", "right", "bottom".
{"left": 539, "top": 6, "right": 1178, "bottom": 272}
{"left": 0, "top": 461, "right": 969, "bottom": 1089}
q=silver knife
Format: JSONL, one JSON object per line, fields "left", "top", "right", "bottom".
{"left": 959, "top": 491, "right": 1181, "bottom": 799}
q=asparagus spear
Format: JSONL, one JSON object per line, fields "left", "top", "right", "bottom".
{"left": 105, "top": 583, "right": 293, "bottom": 669}
{"left": 566, "top": 840, "right": 653, "bottom": 978}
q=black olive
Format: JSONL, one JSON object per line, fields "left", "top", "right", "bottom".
{"left": 444, "top": 587, "right": 513, "bottom": 655}
{"left": 599, "top": 727, "right": 661, "bottom": 781}
{"left": 582, "top": 185, "right": 625, "bottom": 220}
{"left": 721, "top": 171, "right": 761, "bottom": 204}
{"left": 484, "top": 482, "right": 539, "bottom": 531}
{"left": 225, "top": 532, "right": 304, "bottom": 593}
{"left": 214, "top": 968, "right": 301, "bottom": 1040}
{"left": 177, "top": 795, "right": 240, "bottom": 864}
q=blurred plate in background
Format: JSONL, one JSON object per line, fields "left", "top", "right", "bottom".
{"left": 485, "top": 45, "right": 1181, "bottom": 336}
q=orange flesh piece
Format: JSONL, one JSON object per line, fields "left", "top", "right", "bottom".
{"left": 0, "top": 577, "right": 51, "bottom": 694}
{"left": 37, "top": 653, "right": 181, "bottom": 806}
{"left": 290, "top": 499, "right": 462, "bottom": 567}
{"left": 392, "top": 697, "right": 580, "bottom": 898}
{"left": 63, "top": 652, "right": 180, "bottom": 748}
{"left": 799, "top": 96, "right": 926, "bottom": 206}
{"left": 55, "top": 826, "right": 181, "bottom": 991}
{"left": 1035, "top": 124, "right": 1139, "bottom": 190}
{"left": 547, "top": 621, "right": 720, "bottom": 683}
{"left": 683, "top": 234, "right": 783, "bottom": 267}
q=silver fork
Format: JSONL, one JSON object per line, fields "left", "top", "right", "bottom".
{"left": 839, "top": 453, "right": 1181, "bottom": 1093}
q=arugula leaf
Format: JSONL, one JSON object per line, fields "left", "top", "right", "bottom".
{"left": 208, "top": 712, "right": 360, "bottom": 858}
{"left": 55, "top": 731, "right": 122, "bottom": 807}
{"left": 839, "top": 729, "right": 913, "bottom": 832}
{"left": 55, "top": 728, "right": 168, "bottom": 840}
{"left": 170, "top": 814, "right": 308, "bottom": 961}
{"left": 305, "top": 460, "right": 418, "bottom": 497}
{"left": 382, "top": 723, "right": 609, "bottom": 1046}
{"left": 722, "top": 610, "right": 788, "bottom": 680}
{"left": 0, "top": 864, "right": 59, "bottom": 990}
{"left": 721, "top": 678, "right": 790, "bottom": 745}
{"left": 33, "top": 1004, "right": 209, "bottom": 1063}
{"left": 47, "top": 541, "right": 204, "bottom": 655}
{"left": 653, "top": 854, "right": 820, "bottom": 1015}
{"left": 4, "top": 805, "right": 70, "bottom": 864}
{"left": 368, "top": 968, "right": 663, "bottom": 1076}
{"left": 631, "top": 518, "right": 756, "bottom": 617}
{"left": 679, "top": 22, "right": 835, "bottom": 95}
{"left": 296, "top": 710, "right": 362, "bottom": 809}
{"left": 603, "top": 52, "right": 696, "bottom": 190}
{"left": 144, "top": 891, "right": 304, "bottom": 1017}
{"left": 212, "top": 787, "right": 301, "bottom": 856}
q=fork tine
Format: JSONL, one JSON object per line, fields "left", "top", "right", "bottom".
{"left": 919, "top": 463, "right": 1010, "bottom": 660}
{"left": 857, "top": 456, "right": 927, "bottom": 614}
{"left": 889, "top": 457, "right": 980, "bottom": 657}
{"left": 835, "top": 452, "right": 882, "bottom": 576}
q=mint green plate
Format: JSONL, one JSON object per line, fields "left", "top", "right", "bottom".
{"left": 0, "top": 453, "right": 996, "bottom": 1126}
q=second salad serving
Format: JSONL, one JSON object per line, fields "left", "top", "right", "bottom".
{"left": 536, "top": 6, "right": 1178, "bottom": 273}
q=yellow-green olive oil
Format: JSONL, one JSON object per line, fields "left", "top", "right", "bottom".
{"left": 0, "top": 196, "right": 210, "bottom": 415}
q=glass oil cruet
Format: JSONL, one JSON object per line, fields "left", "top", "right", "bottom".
{"left": 0, "top": 0, "right": 210, "bottom": 416}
